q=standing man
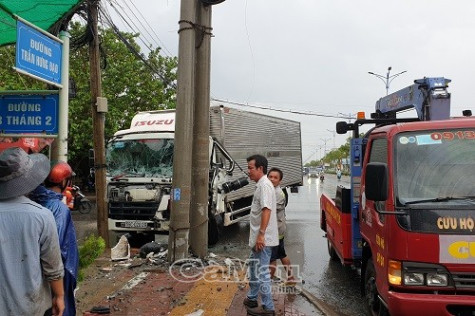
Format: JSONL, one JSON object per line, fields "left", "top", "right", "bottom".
{"left": 267, "top": 167, "right": 295, "bottom": 285}
{"left": 244, "top": 154, "right": 278, "bottom": 316}
{"left": 30, "top": 162, "right": 79, "bottom": 316}
{"left": 0, "top": 147, "right": 65, "bottom": 316}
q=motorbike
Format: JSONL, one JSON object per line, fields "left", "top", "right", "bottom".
{"left": 84, "top": 168, "right": 95, "bottom": 192}
{"left": 337, "top": 170, "right": 342, "bottom": 180}
{"left": 319, "top": 173, "right": 324, "bottom": 181}
{"left": 66, "top": 185, "right": 92, "bottom": 214}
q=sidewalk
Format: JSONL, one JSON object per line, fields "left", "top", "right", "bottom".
{"left": 77, "top": 249, "right": 329, "bottom": 316}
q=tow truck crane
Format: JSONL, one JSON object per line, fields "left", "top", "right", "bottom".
{"left": 320, "top": 77, "right": 475, "bottom": 315}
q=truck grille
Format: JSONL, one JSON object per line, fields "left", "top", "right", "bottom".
{"left": 108, "top": 202, "right": 159, "bottom": 220}
{"left": 453, "top": 272, "right": 475, "bottom": 290}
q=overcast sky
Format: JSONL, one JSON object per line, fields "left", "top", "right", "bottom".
{"left": 107, "top": 0, "right": 475, "bottom": 163}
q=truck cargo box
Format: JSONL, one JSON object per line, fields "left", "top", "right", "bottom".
{"left": 209, "top": 105, "right": 302, "bottom": 202}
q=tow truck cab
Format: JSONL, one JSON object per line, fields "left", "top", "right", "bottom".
{"left": 361, "top": 119, "right": 475, "bottom": 315}
{"left": 320, "top": 77, "right": 475, "bottom": 315}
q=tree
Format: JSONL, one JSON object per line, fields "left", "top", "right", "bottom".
{"left": 68, "top": 22, "right": 177, "bottom": 176}
{"left": 0, "top": 23, "right": 178, "bottom": 178}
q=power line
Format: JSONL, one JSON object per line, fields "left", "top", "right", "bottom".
{"left": 127, "top": 0, "right": 173, "bottom": 56}
{"left": 102, "top": 0, "right": 153, "bottom": 55}
{"left": 212, "top": 98, "right": 356, "bottom": 119}
{"left": 99, "top": 6, "right": 177, "bottom": 89}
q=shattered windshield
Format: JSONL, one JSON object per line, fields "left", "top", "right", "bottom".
{"left": 106, "top": 138, "right": 174, "bottom": 178}
{"left": 395, "top": 129, "right": 475, "bottom": 205}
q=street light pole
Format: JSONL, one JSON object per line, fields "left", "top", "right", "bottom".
{"left": 368, "top": 66, "right": 407, "bottom": 95}
{"left": 320, "top": 138, "right": 330, "bottom": 164}
{"left": 327, "top": 129, "right": 336, "bottom": 149}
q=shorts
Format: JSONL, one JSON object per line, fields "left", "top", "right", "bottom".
{"left": 271, "top": 237, "right": 287, "bottom": 261}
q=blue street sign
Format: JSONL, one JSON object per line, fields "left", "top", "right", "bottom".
{"left": 173, "top": 188, "right": 181, "bottom": 201}
{"left": 0, "top": 95, "right": 59, "bottom": 134}
{"left": 15, "top": 20, "right": 62, "bottom": 85}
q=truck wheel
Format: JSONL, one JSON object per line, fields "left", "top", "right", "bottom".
{"left": 327, "top": 239, "right": 338, "bottom": 261}
{"left": 364, "top": 258, "right": 388, "bottom": 316}
{"left": 208, "top": 211, "right": 220, "bottom": 246}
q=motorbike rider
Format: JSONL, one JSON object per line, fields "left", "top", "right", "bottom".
{"left": 29, "top": 162, "right": 79, "bottom": 316}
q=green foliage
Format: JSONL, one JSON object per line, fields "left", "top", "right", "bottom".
{"left": 0, "top": 45, "right": 45, "bottom": 90}
{"left": 67, "top": 22, "right": 178, "bottom": 176}
{"left": 78, "top": 234, "right": 106, "bottom": 282}
{"left": 0, "top": 22, "right": 178, "bottom": 178}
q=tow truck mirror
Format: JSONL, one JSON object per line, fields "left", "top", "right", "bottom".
{"left": 365, "top": 162, "right": 388, "bottom": 201}
{"left": 336, "top": 121, "right": 349, "bottom": 134}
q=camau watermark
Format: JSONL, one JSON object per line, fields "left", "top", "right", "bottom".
{"left": 169, "top": 258, "right": 302, "bottom": 295}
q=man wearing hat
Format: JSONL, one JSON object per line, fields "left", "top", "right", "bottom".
{"left": 0, "top": 147, "right": 65, "bottom": 316}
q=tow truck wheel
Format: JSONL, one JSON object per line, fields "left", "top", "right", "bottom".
{"left": 364, "top": 258, "right": 388, "bottom": 316}
{"left": 327, "top": 239, "right": 338, "bottom": 261}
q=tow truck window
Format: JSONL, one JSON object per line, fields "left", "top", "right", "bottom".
{"left": 368, "top": 138, "right": 388, "bottom": 215}
{"left": 106, "top": 138, "right": 174, "bottom": 178}
{"left": 368, "top": 138, "right": 387, "bottom": 163}
{"left": 395, "top": 130, "right": 475, "bottom": 204}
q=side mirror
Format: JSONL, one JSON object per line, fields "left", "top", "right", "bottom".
{"left": 336, "top": 121, "right": 349, "bottom": 134}
{"left": 365, "top": 162, "right": 388, "bottom": 201}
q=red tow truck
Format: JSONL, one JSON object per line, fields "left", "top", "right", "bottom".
{"left": 320, "top": 77, "right": 475, "bottom": 315}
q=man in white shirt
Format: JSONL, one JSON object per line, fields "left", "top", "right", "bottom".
{"left": 244, "top": 154, "right": 278, "bottom": 316}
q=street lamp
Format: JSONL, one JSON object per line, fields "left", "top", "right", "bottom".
{"left": 368, "top": 66, "right": 407, "bottom": 95}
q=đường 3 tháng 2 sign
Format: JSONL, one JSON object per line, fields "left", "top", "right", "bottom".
{"left": 0, "top": 95, "right": 59, "bottom": 134}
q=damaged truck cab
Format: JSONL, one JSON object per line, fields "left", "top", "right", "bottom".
{"left": 107, "top": 105, "right": 303, "bottom": 245}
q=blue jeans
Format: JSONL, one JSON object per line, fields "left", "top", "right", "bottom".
{"left": 247, "top": 246, "right": 274, "bottom": 310}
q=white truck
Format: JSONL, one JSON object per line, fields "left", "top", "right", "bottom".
{"left": 106, "top": 105, "right": 303, "bottom": 244}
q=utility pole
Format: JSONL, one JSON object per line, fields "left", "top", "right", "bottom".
{"left": 168, "top": 0, "right": 197, "bottom": 262}
{"left": 190, "top": 3, "right": 212, "bottom": 257}
{"left": 327, "top": 129, "right": 336, "bottom": 150}
{"left": 321, "top": 138, "right": 330, "bottom": 163}
{"left": 89, "top": 0, "right": 109, "bottom": 246}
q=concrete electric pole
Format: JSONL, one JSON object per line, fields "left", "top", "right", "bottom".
{"left": 190, "top": 3, "right": 212, "bottom": 258}
{"left": 168, "top": 0, "right": 197, "bottom": 262}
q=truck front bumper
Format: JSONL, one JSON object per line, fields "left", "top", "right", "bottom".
{"left": 387, "top": 291, "right": 475, "bottom": 316}
{"left": 108, "top": 218, "right": 169, "bottom": 232}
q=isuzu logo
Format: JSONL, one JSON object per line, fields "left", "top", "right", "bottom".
{"left": 134, "top": 119, "right": 174, "bottom": 126}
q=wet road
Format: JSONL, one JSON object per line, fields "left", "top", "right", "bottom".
{"left": 210, "top": 174, "right": 366, "bottom": 316}
{"left": 74, "top": 174, "right": 366, "bottom": 315}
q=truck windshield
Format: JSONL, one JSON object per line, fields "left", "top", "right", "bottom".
{"left": 106, "top": 138, "right": 174, "bottom": 178}
{"left": 395, "top": 129, "right": 475, "bottom": 205}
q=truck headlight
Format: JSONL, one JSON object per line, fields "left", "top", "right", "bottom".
{"left": 426, "top": 273, "right": 448, "bottom": 286}
{"left": 404, "top": 272, "right": 424, "bottom": 286}
{"left": 400, "top": 261, "right": 452, "bottom": 288}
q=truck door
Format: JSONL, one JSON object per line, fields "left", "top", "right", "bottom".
{"left": 361, "top": 137, "right": 389, "bottom": 287}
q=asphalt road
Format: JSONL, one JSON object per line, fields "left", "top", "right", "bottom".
{"left": 209, "top": 174, "right": 366, "bottom": 316}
